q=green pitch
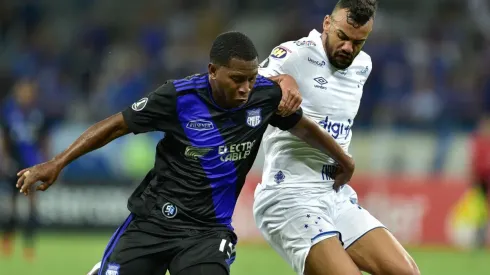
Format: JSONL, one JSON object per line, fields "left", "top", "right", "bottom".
{"left": 1, "top": 233, "right": 488, "bottom": 275}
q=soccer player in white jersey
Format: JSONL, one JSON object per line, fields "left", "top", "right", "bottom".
{"left": 253, "top": 1, "right": 420, "bottom": 274}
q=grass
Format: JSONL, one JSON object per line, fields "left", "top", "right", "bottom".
{"left": 1, "top": 232, "right": 489, "bottom": 275}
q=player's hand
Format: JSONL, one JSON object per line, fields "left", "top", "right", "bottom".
{"left": 333, "top": 158, "right": 355, "bottom": 192}
{"left": 277, "top": 75, "right": 302, "bottom": 117}
{"left": 16, "top": 159, "right": 63, "bottom": 196}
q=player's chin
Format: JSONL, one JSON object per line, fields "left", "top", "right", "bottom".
{"left": 333, "top": 58, "right": 353, "bottom": 69}
{"left": 235, "top": 98, "right": 248, "bottom": 106}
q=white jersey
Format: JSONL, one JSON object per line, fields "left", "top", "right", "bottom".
{"left": 258, "top": 29, "right": 372, "bottom": 189}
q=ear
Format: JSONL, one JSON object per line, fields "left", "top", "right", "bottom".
{"left": 208, "top": 63, "right": 218, "bottom": 79}
{"left": 323, "top": 15, "right": 331, "bottom": 34}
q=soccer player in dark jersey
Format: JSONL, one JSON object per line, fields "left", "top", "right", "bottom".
{"left": 16, "top": 31, "right": 354, "bottom": 275}
{"left": 1, "top": 79, "right": 48, "bottom": 261}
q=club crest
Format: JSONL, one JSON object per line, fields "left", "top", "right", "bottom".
{"left": 246, "top": 108, "right": 262, "bottom": 127}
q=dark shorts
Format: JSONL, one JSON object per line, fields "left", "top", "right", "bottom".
{"left": 98, "top": 214, "right": 237, "bottom": 275}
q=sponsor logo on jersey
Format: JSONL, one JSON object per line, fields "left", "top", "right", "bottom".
{"left": 318, "top": 116, "right": 352, "bottom": 139}
{"left": 184, "top": 146, "right": 213, "bottom": 160}
{"left": 313, "top": 77, "right": 328, "bottom": 90}
{"left": 356, "top": 66, "right": 369, "bottom": 75}
{"left": 295, "top": 40, "right": 316, "bottom": 47}
{"left": 186, "top": 119, "right": 214, "bottom": 131}
{"left": 106, "top": 263, "right": 120, "bottom": 275}
{"left": 274, "top": 171, "right": 285, "bottom": 183}
{"left": 131, "top": 97, "right": 148, "bottom": 111}
{"left": 246, "top": 108, "right": 262, "bottom": 127}
{"left": 308, "top": 57, "right": 326, "bottom": 67}
{"left": 270, "top": 47, "right": 288, "bottom": 59}
{"left": 162, "top": 202, "right": 178, "bottom": 218}
{"left": 218, "top": 140, "right": 257, "bottom": 162}
{"left": 337, "top": 69, "right": 348, "bottom": 76}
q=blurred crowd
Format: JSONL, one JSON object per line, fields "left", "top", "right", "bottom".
{"left": 0, "top": 0, "right": 488, "bottom": 130}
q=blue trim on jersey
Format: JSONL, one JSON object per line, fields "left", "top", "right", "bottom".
{"left": 174, "top": 78, "right": 207, "bottom": 88}
{"left": 254, "top": 75, "right": 274, "bottom": 87}
{"left": 175, "top": 84, "right": 208, "bottom": 92}
{"left": 98, "top": 214, "right": 134, "bottom": 275}
{"left": 226, "top": 255, "right": 236, "bottom": 266}
{"left": 176, "top": 93, "right": 238, "bottom": 228}
{"left": 173, "top": 75, "right": 209, "bottom": 92}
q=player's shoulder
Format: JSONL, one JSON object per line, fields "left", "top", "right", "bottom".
{"left": 268, "top": 31, "right": 321, "bottom": 62}
{"left": 169, "top": 73, "right": 208, "bottom": 93}
{"left": 353, "top": 51, "right": 372, "bottom": 66}
{"left": 252, "top": 74, "right": 281, "bottom": 99}
{"left": 254, "top": 74, "right": 280, "bottom": 90}
{"left": 348, "top": 51, "right": 373, "bottom": 77}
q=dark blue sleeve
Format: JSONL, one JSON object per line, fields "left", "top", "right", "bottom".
{"left": 269, "top": 108, "right": 303, "bottom": 130}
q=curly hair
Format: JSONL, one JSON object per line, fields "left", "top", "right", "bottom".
{"left": 209, "top": 31, "right": 258, "bottom": 66}
{"left": 334, "top": 0, "right": 378, "bottom": 28}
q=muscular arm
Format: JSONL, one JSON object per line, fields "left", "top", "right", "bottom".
{"left": 266, "top": 74, "right": 302, "bottom": 117}
{"left": 53, "top": 113, "right": 130, "bottom": 168}
{"left": 17, "top": 83, "right": 175, "bottom": 195}
{"left": 289, "top": 116, "right": 354, "bottom": 171}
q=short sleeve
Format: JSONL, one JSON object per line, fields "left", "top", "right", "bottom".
{"left": 269, "top": 108, "right": 303, "bottom": 131}
{"left": 122, "top": 82, "right": 176, "bottom": 134}
{"left": 258, "top": 44, "right": 301, "bottom": 77}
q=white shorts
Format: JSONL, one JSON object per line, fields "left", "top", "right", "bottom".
{"left": 253, "top": 184, "right": 385, "bottom": 275}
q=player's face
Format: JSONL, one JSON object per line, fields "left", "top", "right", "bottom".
{"left": 208, "top": 58, "right": 258, "bottom": 109}
{"left": 14, "top": 80, "right": 37, "bottom": 108}
{"left": 323, "top": 9, "right": 373, "bottom": 69}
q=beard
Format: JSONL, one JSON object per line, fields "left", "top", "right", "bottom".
{"left": 325, "top": 39, "right": 355, "bottom": 70}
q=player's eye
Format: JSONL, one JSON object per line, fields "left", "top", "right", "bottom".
{"left": 230, "top": 76, "right": 245, "bottom": 83}
{"left": 337, "top": 32, "right": 348, "bottom": 41}
{"left": 248, "top": 77, "right": 256, "bottom": 82}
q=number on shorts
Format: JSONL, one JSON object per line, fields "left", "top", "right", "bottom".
{"left": 218, "top": 239, "right": 235, "bottom": 258}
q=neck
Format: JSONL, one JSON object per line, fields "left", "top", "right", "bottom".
{"left": 321, "top": 32, "right": 328, "bottom": 56}
{"left": 209, "top": 76, "right": 230, "bottom": 109}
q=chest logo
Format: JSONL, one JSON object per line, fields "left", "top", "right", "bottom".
{"left": 246, "top": 108, "right": 262, "bottom": 128}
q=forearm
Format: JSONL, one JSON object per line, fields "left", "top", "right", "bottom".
{"left": 53, "top": 113, "right": 129, "bottom": 167}
{"left": 267, "top": 74, "right": 286, "bottom": 84}
{"left": 289, "top": 117, "right": 353, "bottom": 169}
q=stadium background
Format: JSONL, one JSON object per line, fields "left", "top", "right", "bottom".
{"left": 0, "top": 0, "right": 489, "bottom": 274}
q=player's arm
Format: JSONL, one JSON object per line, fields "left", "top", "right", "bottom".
{"left": 267, "top": 74, "right": 302, "bottom": 117}
{"left": 260, "top": 45, "right": 302, "bottom": 117}
{"left": 269, "top": 110, "right": 355, "bottom": 191}
{"left": 16, "top": 82, "right": 176, "bottom": 195}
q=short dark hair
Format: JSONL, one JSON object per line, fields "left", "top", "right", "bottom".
{"left": 209, "top": 31, "right": 259, "bottom": 66}
{"left": 334, "top": 0, "right": 378, "bottom": 28}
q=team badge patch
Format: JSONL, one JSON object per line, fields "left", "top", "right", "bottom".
{"left": 105, "top": 263, "right": 120, "bottom": 275}
{"left": 131, "top": 97, "right": 148, "bottom": 111}
{"left": 270, "top": 47, "right": 288, "bottom": 59}
{"left": 274, "top": 171, "right": 285, "bottom": 183}
{"left": 246, "top": 108, "right": 262, "bottom": 127}
{"left": 162, "top": 202, "right": 178, "bottom": 218}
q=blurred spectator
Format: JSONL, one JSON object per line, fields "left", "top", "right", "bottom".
{"left": 0, "top": 78, "right": 49, "bottom": 260}
{"left": 470, "top": 116, "right": 490, "bottom": 248}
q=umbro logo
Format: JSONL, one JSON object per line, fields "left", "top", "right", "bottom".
{"left": 313, "top": 77, "right": 328, "bottom": 85}
{"left": 313, "top": 77, "right": 328, "bottom": 90}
